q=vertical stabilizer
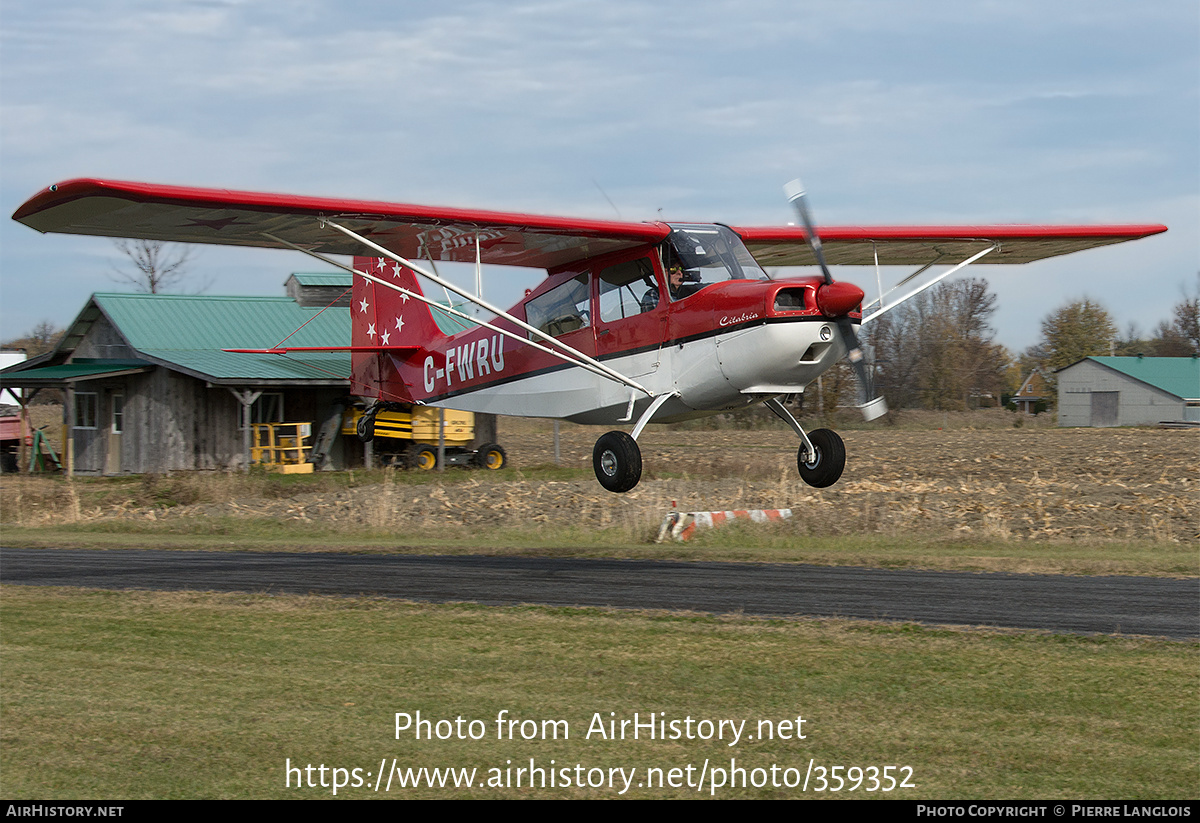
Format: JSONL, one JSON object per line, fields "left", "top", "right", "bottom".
{"left": 351, "top": 256, "right": 447, "bottom": 402}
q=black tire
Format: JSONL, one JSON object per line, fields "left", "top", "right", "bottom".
{"left": 356, "top": 410, "right": 375, "bottom": 442}
{"left": 592, "top": 431, "right": 642, "bottom": 493}
{"left": 797, "top": 428, "right": 846, "bottom": 488}
{"left": 475, "top": 443, "right": 506, "bottom": 470}
{"left": 413, "top": 445, "right": 438, "bottom": 471}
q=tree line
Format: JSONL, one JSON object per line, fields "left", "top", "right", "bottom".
{"left": 861, "top": 273, "right": 1198, "bottom": 412}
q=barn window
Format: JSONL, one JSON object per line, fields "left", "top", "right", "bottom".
{"left": 74, "top": 393, "right": 98, "bottom": 429}
{"left": 111, "top": 395, "right": 124, "bottom": 434}
{"left": 251, "top": 393, "right": 284, "bottom": 425}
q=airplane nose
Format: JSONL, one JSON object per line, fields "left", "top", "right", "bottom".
{"left": 815, "top": 281, "right": 864, "bottom": 318}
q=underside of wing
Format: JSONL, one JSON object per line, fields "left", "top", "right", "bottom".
{"left": 13, "top": 179, "right": 671, "bottom": 270}
{"left": 733, "top": 224, "right": 1168, "bottom": 266}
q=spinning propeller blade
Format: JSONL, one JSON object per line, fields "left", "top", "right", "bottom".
{"left": 784, "top": 178, "right": 888, "bottom": 421}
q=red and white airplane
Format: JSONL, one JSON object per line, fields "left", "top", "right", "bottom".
{"left": 13, "top": 178, "right": 1166, "bottom": 492}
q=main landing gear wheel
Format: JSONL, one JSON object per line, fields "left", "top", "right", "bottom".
{"left": 797, "top": 428, "right": 846, "bottom": 488}
{"left": 475, "top": 443, "right": 506, "bottom": 470}
{"left": 593, "top": 431, "right": 642, "bottom": 493}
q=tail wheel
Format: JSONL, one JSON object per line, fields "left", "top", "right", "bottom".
{"left": 356, "top": 409, "right": 376, "bottom": 442}
{"left": 475, "top": 444, "right": 506, "bottom": 470}
{"left": 797, "top": 428, "right": 846, "bottom": 488}
{"left": 414, "top": 446, "right": 438, "bottom": 471}
{"left": 593, "top": 431, "right": 642, "bottom": 493}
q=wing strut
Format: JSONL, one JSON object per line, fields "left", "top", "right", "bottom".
{"left": 860, "top": 244, "right": 998, "bottom": 326}
{"left": 319, "top": 218, "right": 655, "bottom": 397}
{"left": 263, "top": 230, "right": 656, "bottom": 398}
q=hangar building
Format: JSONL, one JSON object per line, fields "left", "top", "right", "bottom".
{"left": 1055, "top": 356, "right": 1200, "bottom": 427}
{"left": 0, "top": 274, "right": 359, "bottom": 475}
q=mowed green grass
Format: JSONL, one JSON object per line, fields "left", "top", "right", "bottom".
{"left": 2, "top": 587, "right": 1195, "bottom": 799}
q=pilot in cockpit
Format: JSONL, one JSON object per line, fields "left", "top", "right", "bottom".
{"left": 667, "top": 264, "right": 702, "bottom": 300}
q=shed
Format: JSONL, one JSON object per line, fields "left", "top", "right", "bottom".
{"left": 1055, "top": 356, "right": 1200, "bottom": 427}
{"left": 0, "top": 285, "right": 354, "bottom": 475}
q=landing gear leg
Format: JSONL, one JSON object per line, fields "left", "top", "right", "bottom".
{"left": 764, "top": 396, "right": 846, "bottom": 488}
{"left": 592, "top": 391, "right": 678, "bottom": 493}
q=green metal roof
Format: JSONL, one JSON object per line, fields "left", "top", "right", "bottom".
{"left": 0, "top": 358, "right": 152, "bottom": 385}
{"left": 4, "top": 289, "right": 479, "bottom": 385}
{"left": 93, "top": 293, "right": 351, "bottom": 382}
{"left": 1087, "top": 356, "right": 1200, "bottom": 400}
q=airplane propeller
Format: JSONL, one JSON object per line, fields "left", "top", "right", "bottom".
{"left": 784, "top": 179, "right": 888, "bottom": 421}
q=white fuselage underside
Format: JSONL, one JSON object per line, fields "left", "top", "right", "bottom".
{"left": 425, "top": 318, "right": 847, "bottom": 425}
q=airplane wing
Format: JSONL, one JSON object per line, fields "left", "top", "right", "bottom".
{"left": 12, "top": 178, "right": 670, "bottom": 270}
{"left": 13, "top": 178, "right": 1166, "bottom": 270}
{"left": 732, "top": 223, "right": 1168, "bottom": 266}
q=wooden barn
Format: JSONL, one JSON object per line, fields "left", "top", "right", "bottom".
{"left": 1056, "top": 356, "right": 1200, "bottom": 427}
{"left": 0, "top": 275, "right": 357, "bottom": 475}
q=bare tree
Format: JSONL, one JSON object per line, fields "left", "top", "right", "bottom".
{"left": 866, "top": 277, "right": 1009, "bottom": 410}
{"left": 1166, "top": 273, "right": 1199, "bottom": 354}
{"left": 2, "top": 320, "right": 64, "bottom": 358}
{"left": 110, "top": 240, "right": 205, "bottom": 293}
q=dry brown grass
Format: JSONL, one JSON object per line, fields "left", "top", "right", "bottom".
{"left": 3, "top": 425, "right": 1194, "bottom": 547}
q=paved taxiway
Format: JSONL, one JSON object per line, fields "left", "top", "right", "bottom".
{"left": 2, "top": 548, "right": 1196, "bottom": 639}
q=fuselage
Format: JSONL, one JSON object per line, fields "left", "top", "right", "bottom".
{"left": 354, "top": 224, "right": 862, "bottom": 424}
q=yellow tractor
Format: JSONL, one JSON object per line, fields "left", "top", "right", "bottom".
{"left": 341, "top": 404, "right": 506, "bottom": 471}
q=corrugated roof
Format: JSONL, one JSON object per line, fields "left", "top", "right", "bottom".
{"left": 0, "top": 358, "right": 152, "bottom": 384}
{"left": 93, "top": 293, "right": 351, "bottom": 381}
{"left": 1085, "top": 356, "right": 1200, "bottom": 400}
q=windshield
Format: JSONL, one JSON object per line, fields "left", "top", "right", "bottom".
{"left": 662, "top": 224, "right": 768, "bottom": 300}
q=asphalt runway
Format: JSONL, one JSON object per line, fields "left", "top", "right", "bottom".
{"left": 2, "top": 547, "right": 1196, "bottom": 640}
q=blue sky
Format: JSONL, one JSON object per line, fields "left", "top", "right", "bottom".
{"left": 2, "top": 0, "right": 1196, "bottom": 353}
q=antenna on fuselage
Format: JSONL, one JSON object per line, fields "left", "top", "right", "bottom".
{"left": 593, "top": 180, "right": 622, "bottom": 219}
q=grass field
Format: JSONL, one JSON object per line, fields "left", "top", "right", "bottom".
{"left": 2, "top": 587, "right": 1195, "bottom": 799}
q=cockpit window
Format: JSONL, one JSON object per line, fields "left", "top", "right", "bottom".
{"left": 598, "top": 257, "right": 659, "bottom": 321}
{"left": 662, "top": 224, "right": 768, "bottom": 300}
{"left": 525, "top": 274, "right": 590, "bottom": 338}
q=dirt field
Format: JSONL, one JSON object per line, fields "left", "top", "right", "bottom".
{"left": 491, "top": 423, "right": 1197, "bottom": 542}
{"left": 5, "top": 421, "right": 1195, "bottom": 544}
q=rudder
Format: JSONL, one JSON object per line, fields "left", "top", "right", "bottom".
{"left": 351, "top": 255, "right": 447, "bottom": 402}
